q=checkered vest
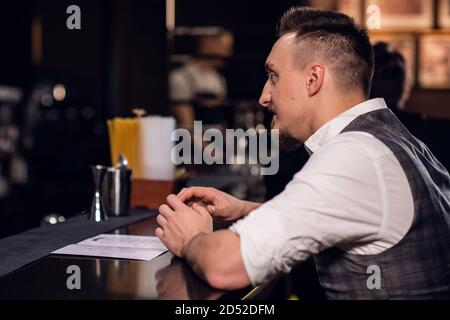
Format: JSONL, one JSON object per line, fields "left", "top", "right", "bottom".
{"left": 313, "top": 108, "right": 450, "bottom": 299}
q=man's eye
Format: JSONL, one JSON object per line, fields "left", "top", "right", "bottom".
{"left": 268, "top": 72, "right": 277, "bottom": 82}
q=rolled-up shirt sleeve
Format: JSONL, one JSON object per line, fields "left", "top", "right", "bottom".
{"left": 229, "top": 136, "right": 384, "bottom": 285}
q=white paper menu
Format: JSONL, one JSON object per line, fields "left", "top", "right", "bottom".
{"left": 52, "top": 234, "right": 167, "bottom": 261}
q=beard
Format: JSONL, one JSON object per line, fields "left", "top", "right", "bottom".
{"left": 269, "top": 112, "right": 302, "bottom": 152}
{"left": 279, "top": 130, "right": 302, "bottom": 152}
{"left": 269, "top": 128, "right": 302, "bottom": 152}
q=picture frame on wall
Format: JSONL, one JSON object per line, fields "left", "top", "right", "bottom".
{"left": 365, "top": 0, "right": 433, "bottom": 30}
{"left": 439, "top": 0, "right": 450, "bottom": 28}
{"left": 419, "top": 34, "right": 450, "bottom": 89}
{"left": 369, "top": 33, "right": 416, "bottom": 85}
{"left": 337, "top": 0, "right": 363, "bottom": 25}
{"left": 309, "top": 0, "right": 363, "bottom": 25}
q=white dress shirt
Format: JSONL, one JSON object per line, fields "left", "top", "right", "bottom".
{"left": 229, "top": 98, "right": 414, "bottom": 286}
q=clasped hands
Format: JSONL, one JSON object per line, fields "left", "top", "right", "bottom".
{"left": 155, "top": 187, "right": 246, "bottom": 258}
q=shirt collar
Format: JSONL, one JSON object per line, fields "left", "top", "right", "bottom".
{"left": 304, "top": 98, "right": 388, "bottom": 155}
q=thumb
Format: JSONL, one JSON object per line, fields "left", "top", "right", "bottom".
{"left": 207, "top": 204, "right": 226, "bottom": 217}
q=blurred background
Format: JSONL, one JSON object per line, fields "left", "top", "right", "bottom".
{"left": 1, "top": 0, "right": 450, "bottom": 245}
{"left": 0, "top": 0, "right": 308, "bottom": 238}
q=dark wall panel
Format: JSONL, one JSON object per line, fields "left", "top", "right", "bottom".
{"left": 112, "top": 0, "right": 168, "bottom": 116}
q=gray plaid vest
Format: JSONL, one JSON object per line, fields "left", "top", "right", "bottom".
{"left": 313, "top": 108, "right": 450, "bottom": 299}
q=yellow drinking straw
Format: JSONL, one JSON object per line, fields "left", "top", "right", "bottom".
{"left": 106, "top": 108, "right": 147, "bottom": 178}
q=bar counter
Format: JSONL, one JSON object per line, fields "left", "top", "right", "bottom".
{"left": 0, "top": 209, "right": 270, "bottom": 300}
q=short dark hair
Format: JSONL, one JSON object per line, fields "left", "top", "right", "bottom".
{"left": 278, "top": 7, "right": 374, "bottom": 97}
{"left": 370, "top": 42, "right": 407, "bottom": 108}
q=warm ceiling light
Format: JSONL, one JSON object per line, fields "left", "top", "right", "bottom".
{"left": 53, "top": 83, "right": 66, "bottom": 101}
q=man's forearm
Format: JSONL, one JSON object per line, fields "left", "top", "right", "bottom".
{"left": 241, "top": 200, "right": 261, "bottom": 217}
{"left": 182, "top": 232, "right": 211, "bottom": 283}
{"left": 172, "top": 103, "right": 194, "bottom": 129}
{"left": 182, "top": 230, "right": 251, "bottom": 290}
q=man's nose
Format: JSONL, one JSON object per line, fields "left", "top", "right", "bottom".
{"left": 259, "top": 82, "right": 271, "bottom": 108}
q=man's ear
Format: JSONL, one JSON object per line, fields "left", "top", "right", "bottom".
{"left": 305, "top": 63, "right": 325, "bottom": 97}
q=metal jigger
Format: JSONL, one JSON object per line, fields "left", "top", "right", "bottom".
{"left": 89, "top": 165, "right": 108, "bottom": 222}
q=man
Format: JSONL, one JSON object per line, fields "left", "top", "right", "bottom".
{"left": 169, "top": 30, "right": 234, "bottom": 129}
{"left": 370, "top": 42, "right": 450, "bottom": 178}
{"left": 156, "top": 7, "right": 450, "bottom": 299}
{"left": 370, "top": 42, "right": 424, "bottom": 140}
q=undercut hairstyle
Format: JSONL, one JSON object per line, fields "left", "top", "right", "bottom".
{"left": 278, "top": 7, "right": 374, "bottom": 97}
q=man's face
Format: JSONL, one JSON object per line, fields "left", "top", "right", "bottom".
{"left": 259, "top": 34, "right": 309, "bottom": 149}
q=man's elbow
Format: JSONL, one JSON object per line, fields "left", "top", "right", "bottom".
{"left": 203, "top": 262, "right": 251, "bottom": 290}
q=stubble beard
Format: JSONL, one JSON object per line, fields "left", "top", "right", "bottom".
{"left": 278, "top": 130, "right": 302, "bottom": 152}
{"left": 270, "top": 121, "right": 302, "bottom": 152}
